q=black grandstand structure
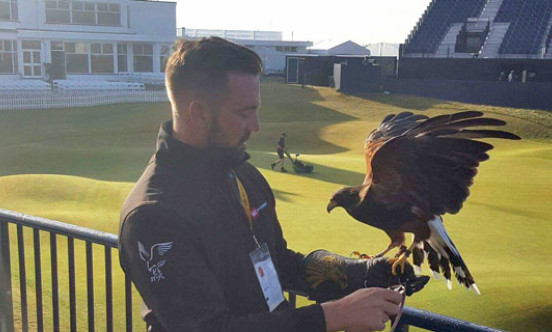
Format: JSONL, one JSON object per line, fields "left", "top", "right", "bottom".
{"left": 403, "top": 0, "right": 552, "bottom": 59}
{"left": 286, "top": 0, "right": 552, "bottom": 109}
{"left": 387, "top": 0, "right": 552, "bottom": 110}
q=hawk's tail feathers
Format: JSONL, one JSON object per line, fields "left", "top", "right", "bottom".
{"left": 427, "top": 216, "right": 480, "bottom": 295}
{"left": 417, "top": 240, "right": 454, "bottom": 289}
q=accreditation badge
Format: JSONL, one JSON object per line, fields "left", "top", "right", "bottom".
{"left": 249, "top": 243, "right": 285, "bottom": 312}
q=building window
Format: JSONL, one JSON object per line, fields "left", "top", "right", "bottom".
{"left": 0, "top": 40, "right": 17, "bottom": 74}
{"left": 65, "top": 42, "right": 89, "bottom": 73}
{"left": 71, "top": 1, "right": 95, "bottom": 25}
{"left": 133, "top": 43, "right": 153, "bottom": 72}
{"left": 91, "top": 42, "right": 113, "bottom": 73}
{"left": 45, "top": 0, "right": 70, "bottom": 23}
{"left": 160, "top": 44, "right": 171, "bottom": 73}
{"left": 45, "top": 1, "right": 120, "bottom": 26}
{"left": 97, "top": 3, "right": 120, "bottom": 25}
{"left": 0, "top": 0, "right": 18, "bottom": 21}
{"left": 50, "top": 41, "right": 66, "bottom": 79}
{"left": 276, "top": 46, "right": 298, "bottom": 53}
{"left": 117, "top": 43, "right": 127, "bottom": 72}
{"left": 51, "top": 41, "right": 64, "bottom": 51}
{"left": 22, "top": 41, "right": 42, "bottom": 77}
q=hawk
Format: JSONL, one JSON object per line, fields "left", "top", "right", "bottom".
{"left": 326, "top": 111, "right": 520, "bottom": 294}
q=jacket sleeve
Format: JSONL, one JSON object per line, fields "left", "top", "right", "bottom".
{"left": 119, "top": 203, "right": 326, "bottom": 332}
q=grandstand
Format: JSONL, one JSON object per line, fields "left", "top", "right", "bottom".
{"left": 382, "top": 0, "right": 552, "bottom": 109}
{"left": 403, "top": 0, "right": 552, "bottom": 59}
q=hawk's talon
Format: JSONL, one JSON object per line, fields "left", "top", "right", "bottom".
{"left": 391, "top": 250, "right": 411, "bottom": 275}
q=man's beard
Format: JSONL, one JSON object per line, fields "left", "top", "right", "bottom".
{"left": 207, "top": 119, "right": 249, "bottom": 156}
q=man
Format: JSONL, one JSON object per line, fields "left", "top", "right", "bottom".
{"left": 119, "top": 37, "right": 425, "bottom": 332}
{"left": 271, "top": 132, "right": 287, "bottom": 172}
{"left": 508, "top": 70, "right": 515, "bottom": 82}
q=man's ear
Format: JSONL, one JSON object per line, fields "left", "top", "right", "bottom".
{"left": 188, "top": 101, "right": 212, "bottom": 129}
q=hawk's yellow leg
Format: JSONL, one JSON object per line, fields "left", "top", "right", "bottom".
{"left": 350, "top": 244, "right": 397, "bottom": 259}
{"left": 391, "top": 242, "right": 418, "bottom": 275}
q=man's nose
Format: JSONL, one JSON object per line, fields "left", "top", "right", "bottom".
{"left": 249, "top": 113, "right": 260, "bottom": 132}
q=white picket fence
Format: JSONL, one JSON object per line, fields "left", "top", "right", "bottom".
{"left": 0, "top": 90, "right": 169, "bottom": 110}
{"left": 53, "top": 79, "right": 146, "bottom": 91}
{"left": 117, "top": 72, "right": 165, "bottom": 86}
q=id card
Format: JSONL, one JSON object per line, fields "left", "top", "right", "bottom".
{"left": 249, "top": 243, "right": 285, "bottom": 312}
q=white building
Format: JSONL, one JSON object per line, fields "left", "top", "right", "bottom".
{"left": 178, "top": 28, "right": 312, "bottom": 75}
{"left": 0, "top": 0, "right": 176, "bottom": 81}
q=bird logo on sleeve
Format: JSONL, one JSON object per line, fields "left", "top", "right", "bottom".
{"left": 138, "top": 241, "right": 174, "bottom": 283}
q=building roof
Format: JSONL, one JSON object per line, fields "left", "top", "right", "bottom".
{"left": 177, "top": 28, "right": 312, "bottom": 47}
{"left": 309, "top": 40, "right": 371, "bottom": 56}
{"left": 179, "top": 28, "right": 283, "bottom": 41}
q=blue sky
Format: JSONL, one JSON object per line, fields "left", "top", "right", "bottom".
{"left": 175, "top": 0, "right": 431, "bottom": 46}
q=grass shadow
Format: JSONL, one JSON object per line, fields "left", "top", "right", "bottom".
{"left": 499, "top": 304, "right": 552, "bottom": 331}
{"left": 469, "top": 201, "right": 548, "bottom": 221}
{"left": 261, "top": 163, "right": 363, "bottom": 187}
{"left": 250, "top": 151, "right": 364, "bottom": 187}
{"left": 347, "top": 91, "right": 448, "bottom": 112}
{"left": 266, "top": 164, "right": 363, "bottom": 187}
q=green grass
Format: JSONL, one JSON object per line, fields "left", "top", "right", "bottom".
{"left": 1, "top": 82, "right": 551, "bottom": 331}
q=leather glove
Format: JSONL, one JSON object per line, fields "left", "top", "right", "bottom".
{"left": 303, "top": 250, "right": 429, "bottom": 303}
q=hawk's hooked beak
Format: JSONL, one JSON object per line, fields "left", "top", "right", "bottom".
{"left": 326, "top": 200, "right": 338, "bottom": 213}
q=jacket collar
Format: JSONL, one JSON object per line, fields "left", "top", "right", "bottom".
{"left": 154, "top": 120, "right": 250, "bottom": 170}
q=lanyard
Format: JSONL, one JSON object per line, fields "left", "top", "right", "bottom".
{"left": 389, "top": 285, "right": 406, "bottom": 332}
{"left": 232, "top": 170, "right": 261, "bottom": 248}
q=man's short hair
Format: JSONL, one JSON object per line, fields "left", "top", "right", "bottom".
{"left": 165, "top": 37, "right": 262, "bottom": 109}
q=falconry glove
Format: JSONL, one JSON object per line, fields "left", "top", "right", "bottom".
{"left": 303, "top": 250, "right": 429, "bottom": 303}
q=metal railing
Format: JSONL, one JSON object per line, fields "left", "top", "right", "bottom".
{"left": 0, "top": 209, "right": 134, "bottom": 332}
{"left": 0, "top": 208, "right": 503, "bottom": 332}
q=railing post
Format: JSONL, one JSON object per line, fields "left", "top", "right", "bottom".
{"left": 50, "top": 233, "right": 60, "bottom": 332}
{"left": 0, "top": 221, "right": 15, "bottom": 332}
{"left": 16, "top": 225, "right": 29, "bottom": 332}
{"left": 86, "top": 241, "right": 95, "bottom": 332}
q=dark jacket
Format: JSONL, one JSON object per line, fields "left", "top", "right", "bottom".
{"left": 119, "top": 121, "right": 325, "bottom": 332}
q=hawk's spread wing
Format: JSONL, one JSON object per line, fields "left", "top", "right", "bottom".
{"left": 363, "top": 112, "right": 428, "bottom": 185}
{"left": 366, "top": 111, "right": 520, "bottom": 216}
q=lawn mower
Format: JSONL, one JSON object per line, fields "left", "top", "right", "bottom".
{"left": 285, "top": 150, "right": 314, "bottom": 173}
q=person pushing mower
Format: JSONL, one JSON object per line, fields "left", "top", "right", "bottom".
{"left": 271, "top": 132, "right": 287, "bottom": 172}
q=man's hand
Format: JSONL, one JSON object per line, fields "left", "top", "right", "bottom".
{"left": 321, "top": 287, "right": 402, "bottom": 332}
{"left": 364, "top": 256, "right": 429, "bottom": 296}
{"left": 303, "top": 250, "right": 429, "bottom": 303}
